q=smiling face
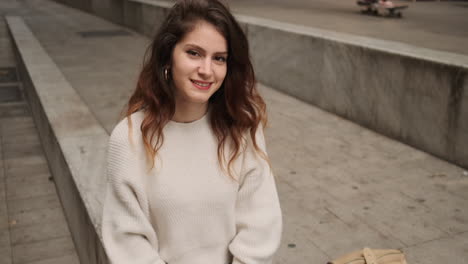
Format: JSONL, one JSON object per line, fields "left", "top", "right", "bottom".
{"left": 170, "top": 20, "right": 228, "bottom": 111}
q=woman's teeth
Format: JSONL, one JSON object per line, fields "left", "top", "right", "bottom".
{"left": 193, "top": 81, "right": 210, "bottom": 87}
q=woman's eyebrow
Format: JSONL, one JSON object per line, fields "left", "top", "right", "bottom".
{"left": 184, "top": 44, "right": 228, "bottom": 55}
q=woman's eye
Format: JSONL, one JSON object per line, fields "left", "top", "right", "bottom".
{"left": 214, "top": 56, "right": 227, "bottom": 63}
{"left": 187, "top": 50, "right": 199, "bottom": 57}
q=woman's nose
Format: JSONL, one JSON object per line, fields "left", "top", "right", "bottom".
{"left": 198, "top": 58, "right": 212, "bottom": 77}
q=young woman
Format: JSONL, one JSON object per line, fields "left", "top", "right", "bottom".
{"left": 101, "top": 0, "right": 282, "bottom": 263}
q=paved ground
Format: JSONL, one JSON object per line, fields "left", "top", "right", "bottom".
{"left": 0, "top": 14, "right": 79, "bottom": 264}
{"left": 1, "top": 0, "right": 468, "bottom": 263}
{"left": 229, "top": 0, "right": 468, "bottom": 55}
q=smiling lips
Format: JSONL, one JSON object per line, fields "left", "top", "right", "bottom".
{"left": 191, "top": 79, "right": 212, "bottom": 90}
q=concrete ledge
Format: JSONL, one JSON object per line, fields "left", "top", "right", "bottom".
{"left": 242, "top": 16, "right": 468, "bottom": 168}
{"left": 6, "top": 16, "right": 109, "bottom": 264}
{"left": 123, "top": 0, "right": 170, "bottom": 37}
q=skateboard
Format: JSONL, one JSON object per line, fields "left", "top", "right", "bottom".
{"left": 357, "top": 0, "right": 408, "bottom": 18}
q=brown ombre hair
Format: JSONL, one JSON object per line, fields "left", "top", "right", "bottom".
{"left": 126, "top": 0, "right": 267, "bottom": 179}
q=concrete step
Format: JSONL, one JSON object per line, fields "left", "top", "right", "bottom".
{"left": 0, "top": 14, "right": 80, "bottom": 264}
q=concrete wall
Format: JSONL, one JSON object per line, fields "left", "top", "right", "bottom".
{"left": 7, "top": 16, "right": 109, "bottom": 264}
{"left": 53, "top": 0, "right": 468, "bottom": 168}
{"left": 240, "top": 15, "right": 468, "bottom": 168}
{"left": 54, "top": 0, "right": 123, "bottom": 24}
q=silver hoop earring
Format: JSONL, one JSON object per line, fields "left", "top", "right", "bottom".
{"left": 164, "top": 68, "right": 169, "bottom": 81}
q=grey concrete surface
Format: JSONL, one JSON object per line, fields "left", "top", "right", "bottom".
{"left": 0, "top": 21, "right": 79, "bottom": 263}
{"left": 2, "top": 0, "right": 468, "bottom": 264}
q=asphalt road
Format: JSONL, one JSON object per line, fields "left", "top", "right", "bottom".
{"left": 229, "top": 0, "right": 468, "bottom": 55}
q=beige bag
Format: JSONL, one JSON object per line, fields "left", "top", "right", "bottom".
{"left": 328, "top": 247, "right": 408, "bottom": 264}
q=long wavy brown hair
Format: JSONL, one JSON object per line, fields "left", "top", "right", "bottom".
{"left": 126, "top": 0, "right": 267, "bottom": 179}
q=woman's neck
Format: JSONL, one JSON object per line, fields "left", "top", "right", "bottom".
{"left": 171, "top": 101, "right": 208, "bottom": 123}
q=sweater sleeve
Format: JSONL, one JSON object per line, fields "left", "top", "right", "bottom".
{"left": 229, "top": 127, "right": 283, "bottom": 264}
{"left": 101, "top": 119, "right": 165, "bottom": 264}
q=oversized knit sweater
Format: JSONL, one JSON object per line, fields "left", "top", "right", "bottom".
{"left": 101, "top": 111, "right": 282, "bottom": 264}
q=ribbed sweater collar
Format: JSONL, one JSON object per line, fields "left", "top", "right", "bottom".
{"left": 166, "top": 110, "right": 210, "bottom": 131}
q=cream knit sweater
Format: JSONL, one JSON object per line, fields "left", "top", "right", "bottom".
{"left": 101, "top": 111, "right": 282, "bottom": 264}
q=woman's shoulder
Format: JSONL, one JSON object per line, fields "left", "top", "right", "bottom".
{"left": 244, "top": 123, "right": 267, "bottom": 149}
{"left": 107, "top": 111, "right": 148, "bottom": 184}
{"left": 109, "top": 111, "right": 145, "bottom": 146}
